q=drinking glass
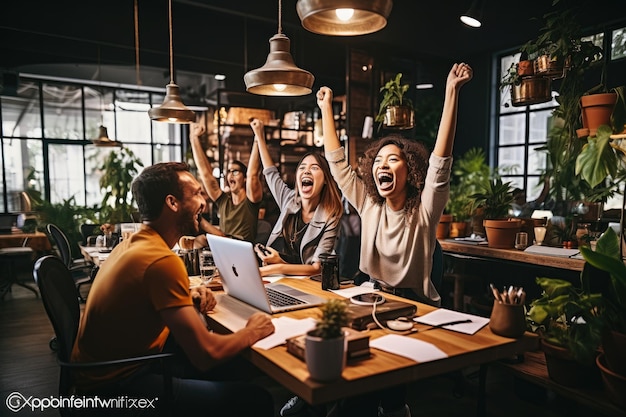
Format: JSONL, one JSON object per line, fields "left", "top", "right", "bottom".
{"left": 515, "top": 232, "right": 528, "bottom": 250}
{"left": 534, "top": 226, "right": 547, "bottom": 246}
{"left": 199, "top": 249, "right": 216, "bottom": 284}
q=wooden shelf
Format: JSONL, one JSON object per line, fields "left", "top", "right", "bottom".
{"left": 498, "top": 351, "right": 625, "bottom": 417}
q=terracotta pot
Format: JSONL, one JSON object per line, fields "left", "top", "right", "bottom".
{"left": 436, "top": 214, "right": 453, "bottom": 239}
{"left": 449, "top": 221, "right": 468, "bottom": 238}
{"left": 483, "top": 219, "right": 521, "bottom": 249}
{"left": 581, "top": 93, "right": 617, "bottom": 137}
{"left": 489, "top": 300, "right": 526, "bottom": 338}
{"left": 597, "top": 353, "right": 626, "bottom": 408}
{"left": 602, "top": 330, "right": 626, "bottom": 376}
{"left": 511, "top": 76, "right": 552, "bottom": 107}
{"left": 517, "top": 60, "right": 534, "bottom": 77}
{"left": 541, "top": 339, "right": 599, "bottom": 388}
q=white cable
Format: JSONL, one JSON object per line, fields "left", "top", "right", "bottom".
{"left": 370, "top": 300, "right": 415, "bottom": 334}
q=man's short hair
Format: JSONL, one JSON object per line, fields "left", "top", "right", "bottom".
{"left": 132, "top": 162, "right": 190, "bottom": 221}
{"left": 230, "top": 160, "right": 247, "bottom": 176}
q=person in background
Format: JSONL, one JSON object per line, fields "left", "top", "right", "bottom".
{"left": 190, "top": 118, "right": 263, "bottom": 243}
{"left": 511, "top": 177, "right": 551, "bottom": 218}
{"left": 316, "top": 62, "right": 473, "bottom": 417}
{"left": 71, "top": 162, "right": 275, "bottom": 416}
{"left": 249, "top": 118, "right": 343, "bottom": 278}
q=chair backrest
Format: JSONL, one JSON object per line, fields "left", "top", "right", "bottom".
{"left": 80, "top": 223, "right": 100, "bottom": 245}
{"left": 254, "top": 219, "right": 272, "bottom": 244}
{"left": 431, "top": 240, "right": 444, "bottom": 295}
{"left": 33, "top": 255, "right": 81, "bottom": 395}
{"left": 47, "top": 223, "right": 74, "bottom": 268}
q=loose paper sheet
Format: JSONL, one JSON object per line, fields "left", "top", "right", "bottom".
{"left": 253, "top": 317, "right": 317, "bottom": 350}
{"left": 370, "top": 334, "right": 448, "bottom": 362}
{"left": 414, "top": 309, "right": 489, "bottom": 335}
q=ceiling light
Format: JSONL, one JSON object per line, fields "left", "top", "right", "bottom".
{"left": 460, "top": 0, "right": 484, "bottom": 28}
{"left": 244, "top": 0, "right": 314, "bottom": 96}
{"left": 148, "top": 0, "right": 195, "bottom": 123}
{"left": 92, "top": 125, "right": 122, "bottom": 147}
{"left": 296, "top": 0, "right": 393, "bottom": 36}
{"left": 416, "top": 83, "right": 434, "bottom": 90}
{"left": 214, "top": 74, "right": 226, "bottom": 81}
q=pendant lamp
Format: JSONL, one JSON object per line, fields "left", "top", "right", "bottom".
{"left": 244, "top": 0, "right": 314, "bottom": 96}
{"left": 460, "top": 0, "right": 484, "bottom": 28}
{"left": 91, "top": 50, "right": 122, "bottom": 147}
{"left": 148, "top": 0, "right": 195, "bottom": 123}
{"left": 296, "top": 0, "right": 393, "bottom": 36}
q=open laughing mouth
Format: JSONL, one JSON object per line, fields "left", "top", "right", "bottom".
{"left": 377, "top": 172, "right": 393, "bottom": 191}
{"left": 301, "top": 177, "right": 314, "bottom": 193}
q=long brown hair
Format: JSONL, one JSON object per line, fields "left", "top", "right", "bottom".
{"left": 360, "top": 135, "right": 429, "bottom": 217}
{"left": 295, "top": 152, "right": 343, "bottom": 221}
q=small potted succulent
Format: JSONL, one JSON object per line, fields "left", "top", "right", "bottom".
{"left": 305, "top": 299, "right": 349, "bottom": 382}
{"left": 375, "top": 73, "right": 415, "bottom": 131}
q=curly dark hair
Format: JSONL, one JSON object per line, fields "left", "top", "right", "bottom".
{"left": 360, "top": 134, "right": 429, "bottom": 217}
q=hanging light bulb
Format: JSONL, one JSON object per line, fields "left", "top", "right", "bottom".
{"left": 460, "top": 0, "right": 484, "bottom": 28}
{"left": 148, "top": 0, "right": 195, "bottom": 123}
{"left": 296, "top": 0, "right": 393, "bottom": 36}
{"left": 244, "top": 0, "right": 314, "bottom": 96}
{"left": 91, "top": 50, "right": 122, "bottom": 147}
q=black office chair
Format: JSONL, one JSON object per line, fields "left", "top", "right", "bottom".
{"left": 33, "top": 255, "right": 174, "bottom": 417}
{"left": 46, "top": 223, "right": 94, "bottom": 302}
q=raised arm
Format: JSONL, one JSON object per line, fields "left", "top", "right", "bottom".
{"left": 246, "top": 128, "right": 263, "bottom": 203}
{"left": 190, "top": 122, "right": 223, "bottom": 202}
{"left": 316, "top": 87, "right": 341, "bottom": 152}
{"left": 250, "top": 118, "right": 276, "bottom": 170}
{"left": 432, "top": 62, "right": 473, "bottom": 158}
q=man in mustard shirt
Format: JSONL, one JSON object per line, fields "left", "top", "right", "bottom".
{"left": 71, "top": 162, "right": 274, "bottom": 416}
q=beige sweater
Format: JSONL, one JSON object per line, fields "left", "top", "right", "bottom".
{"left": 326, "top": 147, "right": 451, "bottom": 303}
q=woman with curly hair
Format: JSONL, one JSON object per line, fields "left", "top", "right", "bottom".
{"left": 317, "top": 62, "right": 473, "bottom": 307}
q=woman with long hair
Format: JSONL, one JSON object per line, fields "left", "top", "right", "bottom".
{"left": 250, "top": 118, "right": 343, "bottom": 277}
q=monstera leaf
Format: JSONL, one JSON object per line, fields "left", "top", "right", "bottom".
{"left": 576, "top": 124, "right": 618, "bottom": 188}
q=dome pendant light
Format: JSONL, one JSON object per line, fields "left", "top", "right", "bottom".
{"left": 148, "top": 0, "right": 195, "bottom": 123}
{"left": 460, "top": 0, "right": 484, "bottom": 28}
{"left": 296, "top": 0, "right": 393, "bottom": 36}
{"left": 244, "top": 0, "right": 314, "bottom": 96}
{"left": 93, "top": 125, "right": 121, "bottom": 147}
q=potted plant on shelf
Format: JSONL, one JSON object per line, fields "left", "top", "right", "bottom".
{"left": 470, "top": 177, "right": 520, "bottom": 248}
{"left": 446, "top": 148, "right": 491, "bottom": 238}
{"left": 375, "top": 73, "right": 415, "bottom": 131}
{"left": 526, "top": 275, "right": 604, "bottom": 388}
{"left": 579, "top": 228, "right": 626, "bottom": 374}
{"left": 305, "top": 299, "right": 349, "bottom": 382}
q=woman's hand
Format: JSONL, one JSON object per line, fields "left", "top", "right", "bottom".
{"left": 190, "top": 122, "right": 205, "bottom": 139}
{"left": 254, "top": 244, "right": 284, "bottom": 265}
{"left": 447, "top": 62, "right": 473, "bottom": 90}
{"left": 316, "top": 87, "right": 333, "bottom": 111}
{"left": 250, "top": 118, "right": 265, "bottom": 138}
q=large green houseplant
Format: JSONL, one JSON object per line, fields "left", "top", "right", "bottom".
{"left": 375, "top": 73, "right": 415, "bottom": 131}
{"left": 98, "top": 147, "right": 143, "bottom": 224}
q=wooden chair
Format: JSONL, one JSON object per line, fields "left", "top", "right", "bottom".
{"left": 33, "top": 255, "right": 174, "bottom": 417}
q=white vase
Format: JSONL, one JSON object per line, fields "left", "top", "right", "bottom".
{"left": 304, "top": 332, "right": 346, "bottom": 382}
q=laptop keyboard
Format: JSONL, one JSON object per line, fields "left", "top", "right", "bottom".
{"left": 266, "top": 287, "right": 306, "bottom": 307}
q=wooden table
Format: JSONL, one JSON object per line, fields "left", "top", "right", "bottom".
{"left": 205, "top": 277, "right": 539, "bottom": 410}
{"left": 0, "top": 231, "right": 51, "bottom": 252}
{"left": 439, "top": 240, "right": 584, "bottom": 272}
{"left": 79, "top": 245, "right": 110, "bottom": 266}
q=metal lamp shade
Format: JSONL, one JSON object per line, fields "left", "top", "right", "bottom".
{"left": 244, "top": 34, "right": 314, "bottom": 96}
{"left": 92, "top": 125, "right": 121, "bottom": 147}
{"left": 296, "top": 0, "right": 392, "bottom": 36}
{"left": 148, "top": 83, "right": 195, "bottom": 124}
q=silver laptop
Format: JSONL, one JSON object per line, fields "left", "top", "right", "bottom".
{"left": 206, "top": 234, "right": 325, "bottom": 314}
